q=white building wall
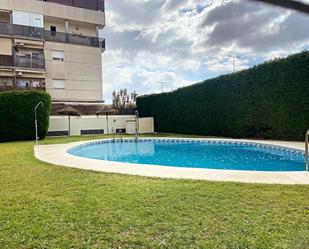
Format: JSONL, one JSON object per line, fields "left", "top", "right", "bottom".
{"left": 48, "top": 115, "right": 154, "bottom": 136}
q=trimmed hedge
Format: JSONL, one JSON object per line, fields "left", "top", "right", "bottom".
{"left": 0, "top": 91, "right": 51, "bottom": 142}
{"left": 137, "top": 52, "right": 309, "bottom": 141}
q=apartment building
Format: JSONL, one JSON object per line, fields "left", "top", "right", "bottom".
{"left": 0, "top": 0, "right": 105, "bottom": 104}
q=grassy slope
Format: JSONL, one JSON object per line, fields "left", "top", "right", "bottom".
{"left": 0, "top": 135, "right": 309, "bottom": 249}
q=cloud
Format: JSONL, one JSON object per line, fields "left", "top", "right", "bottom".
{"left": 101, "top": 0, "right": 309, "bottom": 103}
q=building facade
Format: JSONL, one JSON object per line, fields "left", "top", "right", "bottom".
{"left": 0, "top": 0, "right": 105, "bottom": 104}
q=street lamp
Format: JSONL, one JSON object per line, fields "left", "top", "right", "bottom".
{"left": 228, "top": 55, "right": 240, "bottom": 73}
{"left": 34, "top": 102, "right": 44, "bottom": 146}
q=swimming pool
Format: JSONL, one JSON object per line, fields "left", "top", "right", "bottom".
{"left": 68, "top": 139, "right": 305, "bottom": 172}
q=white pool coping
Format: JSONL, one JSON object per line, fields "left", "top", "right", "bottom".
{"left": 34, "top": 137, "right": 309, "bottom": 185}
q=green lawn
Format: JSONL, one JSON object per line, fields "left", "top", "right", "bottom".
{"left": 0, "top": 135, "right": 309, "bottom": 249}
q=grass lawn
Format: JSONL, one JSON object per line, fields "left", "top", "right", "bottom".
{"left": 0, "top": 134, "right": 309, "bottom": 248}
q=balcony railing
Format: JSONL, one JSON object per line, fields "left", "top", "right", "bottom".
{"left": 38, "top": 0, "right": 105, "bottom": 12}
{"left": 0, "top": 85, "right": 46, "bottom": 92}
{"left": 44, "top": 31, "right": 105, "bottom": 49}
{"left": 0, "top": 55, "right": 13, "bottom": 67}
{"left": 14, "top": 55, "right": 45, "bottom": 70}
{"left": 0, "top": 23, "right": 44, "bottom": 39}
{"left": 0, "top": 23, "right": 105, "bottom": 49}
{"left": 0, "top": 54, "right": 45, "bottom": 70}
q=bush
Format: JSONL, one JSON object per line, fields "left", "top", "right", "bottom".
{"left": 137, "top": 52, "right": 309, "bottom": 141}
{"left": 0, "top": 91, "right": 51, "bottom": 142}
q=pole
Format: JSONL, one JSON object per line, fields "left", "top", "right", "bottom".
{"left": 34, "top": 102, "right": 43, "bottom": 146}
{"left": 135, "top": 110, "right": 139, "bottom": 141}
{"left": 106, "top": 114, "right": 109, "bottom": 134}
{"left": 158, "top": 81, "right": 168, "bottom": 93}
{"left": 305, "top": 130, "right": 309, "bottom": 172}
{"left": 68, "top": 115, "right": 71, "bottom": 136}
{"left": 228, "top": 55, "right": 239, "bottom": 73}
{"left": 233, "top": 56, "right": 236, "bottom": 73}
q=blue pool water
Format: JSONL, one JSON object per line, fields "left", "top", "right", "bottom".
{"left": 68, "top": 139, "right": 305, "bottom": 171}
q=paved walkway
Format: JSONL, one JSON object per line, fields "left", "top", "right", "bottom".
{"left": 34, "top": 138, "right": 309, "bottom": 185}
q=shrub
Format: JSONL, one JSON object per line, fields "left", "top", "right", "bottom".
{"left": 0, "top": 91, "right": 51, "bottom": 142}
{"left": 137, "top": 52, "right": 309, "bottom": 141}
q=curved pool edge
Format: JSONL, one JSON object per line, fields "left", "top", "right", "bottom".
{"left": 34, "top": 137, "right": 309, "bottom": 185}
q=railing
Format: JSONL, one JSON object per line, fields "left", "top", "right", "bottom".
{"left": 0, "top": 54, "right": 45, "bottom": 70}
{"left": 14, "top": 55, "right": 45, "bottom": 70}
{"left": 0, "top": 23, "right": 105, "bottom": 49}
{"left": 135, "top": 110, "right": 139, "bottom": 141}
{"left": 44, "top": 31, "right": 105, "bottom": 49}
{"left": 0, "top": 23, "right": 11, "bottom": 36}
{"left": 12, "top": 25, "right": 44, "bottom": 39}
{"left": 38, "top": 0, "right": 105, "bottom": 12}
{"left": 0, "top": 55, "right": 13, "bottom": 67}
{"left": 0, "top": 85, "right": 46, "bottom": 92}
{"left": 0, "top": 23, "right": 43, "bottom": 39}
{"left": 305, "top": 130, "right": 309, "bottom": 172}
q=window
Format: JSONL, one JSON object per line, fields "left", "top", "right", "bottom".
{"left": 32, "top": 52, "right": 41, "bottom": 60}
{"left": 34, "top": 17, "right": 42, "bottom": 27}
{"left": 52, "top": 51, "right": 64, "bottom": 62}
{"left": 50, "top": 26, "right": 57, "bottom": 36}
{"left": 12, "top": 11, "right": 43, "bottom": 28}
{"left": 52, "top": 79, "right": 65, "bottom": 89}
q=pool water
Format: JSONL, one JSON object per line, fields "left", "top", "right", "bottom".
{"left": 68, "top": 139, "right": 305, "bottom": 171}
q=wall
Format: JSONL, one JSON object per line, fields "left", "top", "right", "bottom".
{"left": 44, "top": 0, "right": 104, "bottom": 12}
{"left": 44, "top": 42, "right": 103, "bottom": 102}
{"left": 68, "top": 21, "right": 97, "bottom": 36}
{"left": 0, "top": 38, "right": 12, "bottom": 55}
{"left": 44, "top": 17, "right": 66, "bottom": 33}
{"left": 48, "top": 115, "right": 154, "bottom": 136}
{"left": 0, "top": 0, "right": 105, "bottom": 26}
{"left": 0, "top": 11, "right": 10, "bottom": 23}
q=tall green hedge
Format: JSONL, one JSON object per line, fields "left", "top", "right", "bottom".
{"left": 0, "top": 91, "right": 51, "bottom": 142}
{"left": 137, "top": 52, "right": 309, "bottom": 141}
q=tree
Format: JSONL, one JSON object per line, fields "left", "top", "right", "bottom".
{"left": 112, "top": 89, "right": 138, "bottom": 114}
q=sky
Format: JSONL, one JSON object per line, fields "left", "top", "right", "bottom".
{"left": 101, "top": 0, "right": 309, "bottom": 103}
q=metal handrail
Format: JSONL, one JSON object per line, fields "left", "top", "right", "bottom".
{"left": 119, "top": 129, "right": 123, "bottom": 142}
{"left": 0, "top": 23, "right": 105, "bottom": 49}
{"left": 112, "top": 128, "right": 116, "bottom": 143}
{"left": 134, "top": 110, "right": 139, "bottom": 141}
{"left": 305, "top": 129, "right": 309, "bottom": 172}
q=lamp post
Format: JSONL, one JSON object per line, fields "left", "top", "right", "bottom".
{"left": 228, "top": 55, "right": 240, "bottom": 73}
{"left": 34, "top": 102, "right": 43, "bottom": 146}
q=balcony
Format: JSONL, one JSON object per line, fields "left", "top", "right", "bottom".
{"left": 0, "top": 23, "right": 105, "bottom": 49}
{"left": 0, "top": 55, "right": 13, "bottom": 67}
{"left": 0, "top": 54, "right": 45, "bottom": 70}
{"left": 44, "top": 31, "right": 105, "bottom": 49}
{"left": 14, "top": 55, "right": 45, "bottom": 70}
{"left": 0, "top": 23, "right": 44, "bottom": 40}
{"left": 39, "top": 0, "right": 105, "bottom": 12}
{"left": 0, "top": 85, "right": 46, "bottom": 92}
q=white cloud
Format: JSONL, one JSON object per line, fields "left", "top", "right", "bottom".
{"left": 101, "top": 0, "right": 309, "bottom": 103}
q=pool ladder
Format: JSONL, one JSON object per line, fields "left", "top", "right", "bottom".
{"left": 112, "top": 129, "right": 123, "bottom": 143}
{"left": 134, "top": 110, "right": 139, "bottom": 142}
{"left": 305, "top": 129, "right": 309, "bottom": 172}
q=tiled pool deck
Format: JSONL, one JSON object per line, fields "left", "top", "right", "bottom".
{"left": 34, "top": 138, "right": 309, "bottom": 185}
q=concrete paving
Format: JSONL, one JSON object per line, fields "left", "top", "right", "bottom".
{"left": 34, "top": 137, "right": 309, "bottom": 185}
